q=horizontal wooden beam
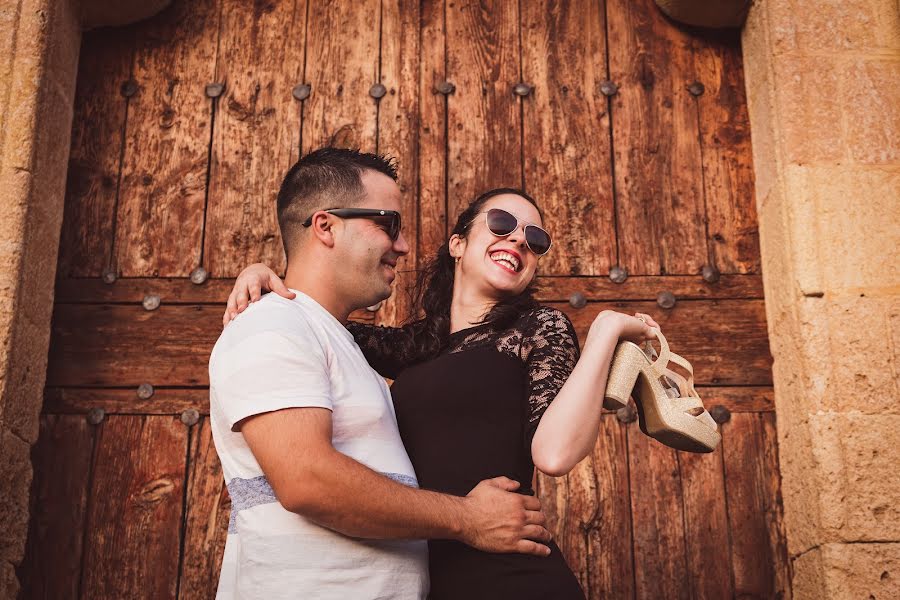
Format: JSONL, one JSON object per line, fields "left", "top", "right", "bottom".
{"left": 54, "top": 273, "right": 763, "bottom": 304}
{"left": 46, "top": 297, "right": 771, "bottom": 387}
{"left": 43, "top": 385, "right": 774, "bottom": 415}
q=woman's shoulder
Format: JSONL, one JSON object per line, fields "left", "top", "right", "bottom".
{"left": 516, "top": 304, "right": 575, "bottom": 332}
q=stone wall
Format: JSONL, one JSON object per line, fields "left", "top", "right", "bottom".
{"left": 741, "top": 1, "right": 900, "bottom": 598}
{"left": 0, "top": 0, "right": 81, "bottom": 596}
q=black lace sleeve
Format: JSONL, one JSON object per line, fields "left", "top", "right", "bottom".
{"left": 345, "top": 320, "right": 424, "bottom": 379}
{"left": 519, "top": 307, "right": 581, "bottom": 448}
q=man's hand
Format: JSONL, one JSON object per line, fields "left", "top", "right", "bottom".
{"left": 460, "top": 477, "right": 552, "bottom": 557}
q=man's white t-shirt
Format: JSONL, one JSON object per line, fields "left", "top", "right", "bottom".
{"left": 209, "top": 290, "right": 428, "bottom": 599}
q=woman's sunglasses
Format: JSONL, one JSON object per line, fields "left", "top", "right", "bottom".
{"left": 472, "top": 208, "right": 552, "bottom": 256}
{"left": 302, "top": 208, "right": 402, "bottom": 241}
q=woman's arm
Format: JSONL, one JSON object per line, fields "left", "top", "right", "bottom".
{"left": 222, "top": 263, "right": 422, "bottom": 378}
{"left": 529, "top": 310, "right": 657, "bottom": 477}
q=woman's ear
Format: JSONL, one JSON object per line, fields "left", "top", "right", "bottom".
{"left": 448, "top": 233, "right": 465, "bottom": 259}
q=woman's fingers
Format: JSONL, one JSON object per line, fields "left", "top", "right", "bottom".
{"left": 270, "top": 273, "right": 296, "bottom": 300}
{"left": 249, "top": 281, "right": 262, "bottom": 302}
{"left": 235, "top": 288, "right": 250, "bottom": 312}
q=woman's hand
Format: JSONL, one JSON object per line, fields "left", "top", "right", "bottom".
{"left": 223, "top": 263, "right": 295, "bottom": 326}
{"left": 586, "top": 310, "right": 659, "bottom": 349}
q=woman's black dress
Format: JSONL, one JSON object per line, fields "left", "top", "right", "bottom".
{"left": 349, "top": 306, "right": 586, "bottom": 600}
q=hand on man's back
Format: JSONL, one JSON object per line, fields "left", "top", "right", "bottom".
{"left": 461, "top": 476, "right": 552, "bottom": 557}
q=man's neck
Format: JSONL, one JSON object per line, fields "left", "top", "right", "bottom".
{"left": 284, "top": 268, "right": 353, "bottom": 324}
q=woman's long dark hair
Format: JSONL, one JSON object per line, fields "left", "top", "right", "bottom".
{"left": 406, "top": 188, "right": 543, "bottom": 358}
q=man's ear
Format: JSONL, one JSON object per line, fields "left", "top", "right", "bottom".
{"left": 448, "top": 233, "right": 465, "bottom": 259}
{"left": 309, "top": 212, "right": 337, "bottom": 248}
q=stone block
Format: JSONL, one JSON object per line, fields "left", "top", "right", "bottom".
{"left": 0, "top": 559, "right": 19, "bottom": 600}
{"left": 783, "top": 165, "right": 900, "bottom": 294}
{"left": 823, "top": 295, "right": 898, "bottom": 414}
{"left": 843, "top": 58, "right": 900, "bottom": 164}
{"left": 815, "top": 166, "right": 900, "bottom": 291}
{"left": 808, "top": 413, "right": 900, "bottom": 540}
{"left": 768, "top": 0, "right": 900, "bottom": 54}
{"left": 794, "top": 542, "right": 900, "bottom": 600}
{"left": 0, "top": 428, "right": 33, "bottom": 565}
{"left": 773, "top": 55, "right": 845, "bottom": 165}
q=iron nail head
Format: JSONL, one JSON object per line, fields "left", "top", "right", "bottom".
{"left": 609, "top": 266, "right": 628, "bottom": 284}
{"left": 292, "top": 84, "right": 311, "bottom": 101}
{"left": 600, "top": 80, "right": 619, "bottom": 96}
{"left": 616, "top": 402, "right": 638, "bottom": 424}
{"left": 513, "top": 82, "right": 533, "bottom": 97}
{"left": 688, "top": 81, "right": 705, "bottom": 96}
{"left": 137, "top": 383, "right": 155, "bottom": 400}
{"left": 205, "top": 82, "right": 225, "bottom": 98}
{"left": 87, "top": 407, "right": 105, "bottom": 425}
{"left": 569, "top": 292, "right": 587, "bottom": 309}
{"left": 369, "top": 83, "right": 387, "bottom": 99}
{"left": 657, "top": 291, "right": 676, "bottom": 309}
{"left": 143, "top": 294, "right": 161, "bottom": 311}
{"left": 181, "top": 409, "right": 200, "bottom": 426}
{"left": 120, "top": 79, "right": 138, "bottom": 98}
{"left": 701, "top": 264, "right": 720, "bottom": 284}
{"left": 190, "top": 267, "right": 208, "bottom": 285}
{"left": 436, "top": 81, "right": 456, "bottom": 95}
{"left": 709, "top": 405, "right": 731, "bottom": 424}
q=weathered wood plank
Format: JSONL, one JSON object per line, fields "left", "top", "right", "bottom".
{"left": 19, "top": 415, "right": 95, "bottom": 599}
{"left": 556, "top": 299, "right": 773, "bottom": 385}
{"left": 539, "top": 415, "right": 633, "bottom": 599}
{"left": 57, "top": 29, "right": 132, "bottom": 278}
{"left": 179, "top": 417, "right": 230, "bottom": 600}
{"left": 679, "top": 447, "right": 734, "bottom": 599}
{"left": 45, "top": 299, "right": 770, "bottom": 387}
{"left": 43, "top": 385, "right": 773, "bottom": 416}
{"left": 114, "top": 0, "right": 220, "bottom": 277}
{"left": 446, "top": 0, "right": 521, "bottom": 219}
{"left": 693, "top": 31, "right": 760, "bottom": 274}
{"left": 53, "top": 273, "right": 764, "bottom": 304}
{"left": 376, "top": 0, "right": 420, "bottom": 326}
{"left": 81, "top": 415, "right": 187, "bottom": 599}
{"left": 627, "top": 425, "right": 690, "bottom": 600}
{"left": 202, "top": 0, "right": 307, "bottom": 279}
{"left": 47, "top": 304, "right": 219, "bottom": 387}
{"left": 723, "top": 412, "right": 791, "bottom": 599}
{"left": 521, "top": 0, "right": 616, "bottom": 276}
{"left": 301, "top": 0, "right": 380, "bottom": 152}
{"left": 607, "top": 0, "right": 707, "bottom": 275}
{"left": 417, "top": 0, "right": 448, "bottom": 271}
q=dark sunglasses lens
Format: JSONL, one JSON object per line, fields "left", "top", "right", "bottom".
{"left": 525, "top": 226, "right": 551, "bottom": 255}
{"left": 372, "top": 214, "right": 400, "bottom": 240}
{"left": 486, "top": 208, "right": 517, "bottom": 235}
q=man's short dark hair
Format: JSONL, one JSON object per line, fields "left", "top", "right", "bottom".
{"left": 277, "top": 147, "right": 398, "bottom": 260}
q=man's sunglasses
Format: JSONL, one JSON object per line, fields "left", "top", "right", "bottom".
{"left": 302, "top": 208, "right": 402, "bottom": 241}
{"left": 471, "top": 208, "right": 552, "bottom": 256}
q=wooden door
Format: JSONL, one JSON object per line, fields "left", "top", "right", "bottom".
{"left": 21, "top": 0, "right": 790, "bottom": 598}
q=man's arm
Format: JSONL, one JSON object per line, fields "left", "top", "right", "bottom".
{"left": 241, "top": 407, "right": 552, "bottom": 556}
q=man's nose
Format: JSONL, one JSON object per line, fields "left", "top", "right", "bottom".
{"left": 394, "top": 230, "right": 411, "bottom": 256}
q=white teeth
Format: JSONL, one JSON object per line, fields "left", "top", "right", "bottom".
{"left": 490, "top": 251, "right": 520, "bottom": 272}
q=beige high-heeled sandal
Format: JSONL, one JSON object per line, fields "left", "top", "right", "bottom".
{"left": 604, "top": 328, "right": 721, "bottom": 453}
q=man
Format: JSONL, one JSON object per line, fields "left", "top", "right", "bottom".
{"left": 209, "top": 148, "right": 551, "bottom": 599}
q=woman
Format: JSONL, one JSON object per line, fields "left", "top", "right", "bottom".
{"left": 224, "top": 188, "right": 660, "bottom": 599}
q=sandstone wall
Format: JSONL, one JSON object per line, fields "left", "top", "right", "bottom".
{"left": 741, "top": 1, "right": 900, "bottom": 598}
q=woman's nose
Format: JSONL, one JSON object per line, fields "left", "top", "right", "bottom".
{"left": 506, "top": 227, "right": 528, "bottom": 248}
